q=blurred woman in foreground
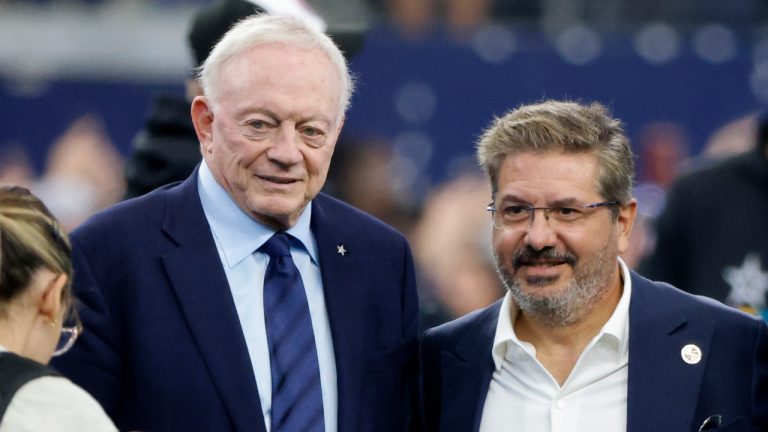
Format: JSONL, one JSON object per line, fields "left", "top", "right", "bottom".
{"left": 0, "top": 185, "right": 115, "bottom": 431}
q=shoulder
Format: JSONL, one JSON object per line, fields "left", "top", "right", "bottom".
{"left": 314, "top": 193, "right": 401, "bottom": 232}
{"left": 1, "top": 376, "right": 117, "bottom": 432}
{"left": 632, "top": 271, "right": 764, "bottom": 330}
{"left": 72, "top": 174, "right": 197, "bottom": 249}
{"left": 313, "top": 192, "right": 410, "bottom": 247}
{"left": 73, "top": 181, "right": 178, "bottom": 237}
{"left": 422, "top": 301, "right": 502, "bottom": 349}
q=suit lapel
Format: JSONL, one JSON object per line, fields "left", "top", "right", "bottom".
{"left": 627, "top": 273, "right": 712, "bottom": 432}
{"left": 311, "top": 196, "right": 367, "bottom": 432}
{"left": 161, "top": 173, "right": 265, "bottom": 432}
{"left": 441, "top": 304, "right": 499, "bottom": 432}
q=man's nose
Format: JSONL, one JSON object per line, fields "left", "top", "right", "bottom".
{"left": 524, "top": 208, "right": 557, "bottom": 250}
{"left": 268, "top": 125, "right": 303, "bottom": 165}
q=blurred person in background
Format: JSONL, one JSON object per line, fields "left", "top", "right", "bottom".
{"left": 411, "top": 173, "right": 503, "bottom": 329}
{"left": 419, "top": 100, "right": 768, "bottom": 432}
{"left": 322, "top": 136, "right": 420, "bottom": 237}
{"left": 0, "top": 185, "right": 116, "bottom": 431}
{"left": 636, "top": 122, "right": 689, "bottom": 191}
{"left": 640, "top": 112, "right": 768, "bottom": 320}
{"left": 0, "top": 146, "right": 35, "bottom": 187}
{"left": 381, "top": 0, "right": 493, "bottom": 41}
{"left": 621, "top": 122, "right": 689, "bottom": 268}
{"left": 33, "top": 115, "right": 125, "bottom": 231}
{"left": 52, "top": 14, "right": 418, "bottom": 432}
{"left": 0, "top": 115, "right": 124, "bottom": 232}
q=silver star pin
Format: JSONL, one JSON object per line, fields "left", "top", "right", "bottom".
{"left": 336, "top": 244, "right": 347, "bottom": 256}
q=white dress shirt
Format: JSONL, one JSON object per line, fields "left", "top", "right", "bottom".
{"left": 479, "top": 258, "right": 632, "bottom": 432}
{"left": 198, "top": 161, "right": 337, "bottom": 432}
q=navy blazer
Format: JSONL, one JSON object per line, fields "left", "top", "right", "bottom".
{"left": 52, "top": 171, "right": 419, "bottom": 432}
{"left": 420, "top": 271, "right": 768, "bottom": 432}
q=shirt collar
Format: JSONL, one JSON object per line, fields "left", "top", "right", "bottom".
{"left": 197, "top": 160, "right": 318, "bottom": 267}
{"left": 490, "top": 257, "right": 632, "bottom": 370}
{"left": 605, "top": 257, "right": 632, "bottom": 363}
{"left": 491, "top": 290, "right": 518, "bottom": 370}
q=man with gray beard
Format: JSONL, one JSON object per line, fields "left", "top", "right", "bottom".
{"left": 419, "top": 100, "right": 768, "bottom": 432}
{"left": 501, "top": 235, "right": 615, "bottom": 328}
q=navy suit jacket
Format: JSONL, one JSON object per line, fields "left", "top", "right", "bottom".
{"left": 52, "top": 171, "right": 419, "bottom": 432}
{"left": 420, "top": 271, "right": 768, "bottom": 432}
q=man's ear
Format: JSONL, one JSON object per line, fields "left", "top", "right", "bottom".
{"left": 617, "top": 199, "right": 638, "bottom": 255}
{"left": 39, "top": 273, "right": 67, "bottom": 323}
{"left": 191, "top": 96, "right": 215, "bottom": 155}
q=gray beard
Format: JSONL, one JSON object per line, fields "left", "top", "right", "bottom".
{"left": 494, "top": 237, "right": 618, "bottom": 327}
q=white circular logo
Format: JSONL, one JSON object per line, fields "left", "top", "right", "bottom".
{"left": 681, "top": 344, "right": 702, "bottom": 364}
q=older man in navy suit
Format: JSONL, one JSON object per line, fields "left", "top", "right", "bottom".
{"left": 419, "top": 100, "right": 768, "bottom": 432}
{"left": 52, "top": 14, "right": 418, "bottom": 432}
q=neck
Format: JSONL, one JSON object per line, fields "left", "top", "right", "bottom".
{"left": 0, "top": 317, "right": 35, "bottom": 357}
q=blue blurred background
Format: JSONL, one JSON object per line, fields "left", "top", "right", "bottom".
{"left": 2, "top": 0, "right": 767, "bottom": 186}
{"left": 3, "top": 0, "right": 768, "bottom": 324}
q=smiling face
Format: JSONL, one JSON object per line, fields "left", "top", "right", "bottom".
{"left": 192, "top": 42, "right": 343, "bottom": 229}
{"left": 491, "top": 151, "right": 636, "bottom": 326}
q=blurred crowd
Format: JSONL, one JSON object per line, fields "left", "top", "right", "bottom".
{"left": 1, "top": 0, "right": 767, "bottom": 328}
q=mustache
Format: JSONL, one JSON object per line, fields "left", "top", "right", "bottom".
{"left": 512, "top": 246, "right": 577, "bottom": 267}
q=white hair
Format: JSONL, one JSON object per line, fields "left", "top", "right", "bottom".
{"left": 197, "top": 13, "right": 354, "bottom": 121}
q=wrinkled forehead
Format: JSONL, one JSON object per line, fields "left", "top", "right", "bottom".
{"left": 217, "top": 42, "right": 343, "bottom": 117}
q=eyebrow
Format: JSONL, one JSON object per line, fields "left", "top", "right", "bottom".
{"left": 239, "top": 107, "right": 333, "bottom": 127}
{"left": 238, "top": 107, "right": 279, "bottom": 123}
{"left": 495, "top": 194, "right": 531, "bottom": 206}
{"left": 496, "top": 195, "right": 582, "bottom": 207}
{"left": 548, "top": 197, "right": 581, "bottom": 207}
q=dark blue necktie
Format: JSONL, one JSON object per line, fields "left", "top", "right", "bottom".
{"left": 260, "top": 232, "right": 325, "bottom": 432}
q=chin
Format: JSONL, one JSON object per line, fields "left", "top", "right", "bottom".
{"left": 250, "top": 196, "right": 297, "bottom": 213}
{"left": 522, "top": 284, "right": 570, "bottom": 303}
{"left": 248, "top": 202, "right": 304, "bottom": 227}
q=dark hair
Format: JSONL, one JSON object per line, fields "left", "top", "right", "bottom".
{"left": 0, "top": 186, "right": 73, "bottom": 316}
{"left": 187, "top": 0, "right": 264, "bottom": 68}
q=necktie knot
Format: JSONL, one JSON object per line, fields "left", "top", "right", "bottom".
{"left": 260, "top": 232, "right": 293, "bottom": 259}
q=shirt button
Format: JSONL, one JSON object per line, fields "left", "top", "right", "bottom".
{"left": 555, "top": 400, "right": 565, "bottom": 409}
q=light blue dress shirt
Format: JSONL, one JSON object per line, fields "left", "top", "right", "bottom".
{"left": 198, "top": 161, "right": 338, "bottom": 432}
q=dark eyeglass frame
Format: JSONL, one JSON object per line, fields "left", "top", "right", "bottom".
{"left": 486, "top": 200, "right": 619, "bottom": 230}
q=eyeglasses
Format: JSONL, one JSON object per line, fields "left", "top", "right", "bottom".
{"left": 52, "top": 322, "right": 83, "bottom": 357}
{"left": 486, "top": 201, "right": 619, "bottom": 231}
